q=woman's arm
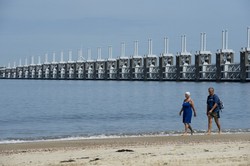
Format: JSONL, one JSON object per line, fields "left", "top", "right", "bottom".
{"left": 190, "top": 100, "right": 197, "bottom": 117}
{"left": 179, "top": 100, "right": 184, "bottom": 116}
{"left": 179, "top": 108, "right": 183, "bottom": 116}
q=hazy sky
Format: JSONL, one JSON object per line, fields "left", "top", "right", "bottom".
{"left": 0, "top": 0, "right": 249, "bottom": 66}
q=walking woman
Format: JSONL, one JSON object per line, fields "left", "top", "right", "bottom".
{"left": 179, "top": 92, "right": 197, "bottom": 135}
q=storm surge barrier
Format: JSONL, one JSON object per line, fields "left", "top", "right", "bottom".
{"left": 1, "top": 28, "right": 250, "bottom": 82}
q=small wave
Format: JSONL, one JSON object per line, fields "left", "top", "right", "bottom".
{"left": 0, "top": 129, "right": 249, "bottom": 144}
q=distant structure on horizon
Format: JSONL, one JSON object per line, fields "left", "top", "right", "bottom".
{"left": 1, "top": 28, "right": 250, "bottom": 82}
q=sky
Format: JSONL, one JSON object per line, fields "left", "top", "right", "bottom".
{"left": 0, "top": 0, "right": 249, "bottom": 66}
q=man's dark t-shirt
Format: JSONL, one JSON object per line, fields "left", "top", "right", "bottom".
{"left": 207, "top": 94, "right": 219, "bottom": 113}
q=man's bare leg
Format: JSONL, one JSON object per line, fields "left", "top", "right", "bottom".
{"left": 214, "top": 117, "right": 221, "bottom": 134}
{"left": 207, "top": 116, "right": 213, "bottom": 135}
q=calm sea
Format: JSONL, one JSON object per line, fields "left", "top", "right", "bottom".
{"left": 0, "top": 80, "right": 249, "bottom": 143}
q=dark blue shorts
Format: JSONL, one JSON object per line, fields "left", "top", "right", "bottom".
{"left": 209, "top": 111, "right": 220, "bottom": 118}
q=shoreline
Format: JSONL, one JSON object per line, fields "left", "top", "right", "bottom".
{"left": 1, "top": 133, "right": 250, "bottom": 166}
{"left": 1, "top": 133, "right": 250, "bottom": 151}
{"left": 1, "top": 130, "right": 249, "bottom": 144}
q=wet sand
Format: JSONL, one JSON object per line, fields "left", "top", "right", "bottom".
{"left": 0, "top": 133, "right": 250, "bottom": 166}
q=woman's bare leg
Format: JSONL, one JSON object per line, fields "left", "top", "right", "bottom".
{"left": 182, "top": 123, "right": 188, "bottom": 135}
{"left": 188, "top": 124, "right": 194, "bottom": 135}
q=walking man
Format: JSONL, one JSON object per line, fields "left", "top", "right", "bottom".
{"left": 207, "top": 87, "right": 221, "bottom": 134}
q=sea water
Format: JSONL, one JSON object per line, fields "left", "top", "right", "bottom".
{"left": 0, "top": 80, "right": 249, "bottom": 143}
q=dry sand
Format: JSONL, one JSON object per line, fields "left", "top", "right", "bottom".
{"left": 0, "top": 133, "right": 250, "bottom": 166}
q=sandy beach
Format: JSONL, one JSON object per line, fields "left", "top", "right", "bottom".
{"left": 0, "top": 133, "right": 250, "bottom": 166}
